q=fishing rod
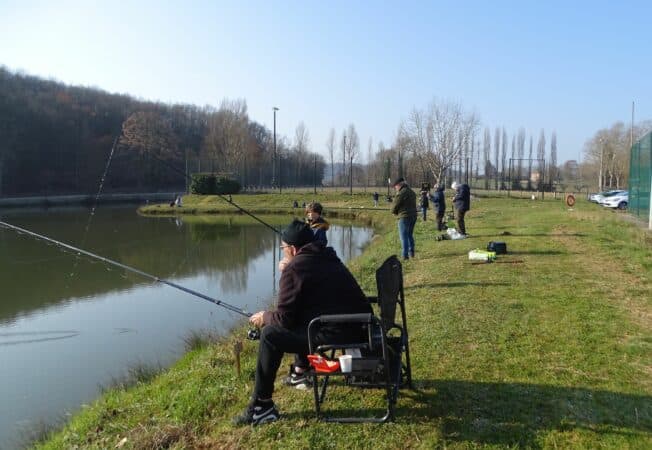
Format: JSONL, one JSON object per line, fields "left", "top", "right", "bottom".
{"left": 141, "top": 148, "right": 280, "bottom": 234}
{"left": 0, "top": 220, "right": 252, "bottom": 318}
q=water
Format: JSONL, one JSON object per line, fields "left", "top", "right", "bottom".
{"left": 0, "top": 206, "right": 372, "bottom": 447}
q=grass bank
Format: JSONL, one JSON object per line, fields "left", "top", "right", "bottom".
{"left": 38, "top": 193, "right": 651, "bottom": 449}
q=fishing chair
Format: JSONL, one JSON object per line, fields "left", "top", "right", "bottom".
{"left": 306, "top": 255, "right": 412, "bottom": 422}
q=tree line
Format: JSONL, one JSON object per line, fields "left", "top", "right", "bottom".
{"left": 0, "top": 67, "right": 325, "bottom": 196}
{"left": 3, "top": 67, "right": 647, "bottom": 197}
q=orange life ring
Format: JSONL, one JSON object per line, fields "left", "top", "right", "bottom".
{"left": 566, "top": 194, "right": 576, "bottom": 207}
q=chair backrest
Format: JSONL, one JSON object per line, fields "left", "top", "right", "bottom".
{"left": 375, "top": 255, "right": 404, "bottom": 331}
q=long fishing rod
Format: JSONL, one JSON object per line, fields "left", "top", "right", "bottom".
{"left": 143, "top": 148, "right": 280, "bottom": 234}
{"left": 0, "top": 220, "right": 252, "bottom": 318}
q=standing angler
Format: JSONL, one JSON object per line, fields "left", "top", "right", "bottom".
{"left": 451, "top": 181, "right": 471, "bottom": 236}
{"left": 431, "top": 184, "right": 446, "bottom": 231}
{"left": 391, "top": 177, "right": 417, "bottom": 260}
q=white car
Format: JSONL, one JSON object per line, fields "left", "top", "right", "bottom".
{"left": 601, "top": 191, "right": 628, "bottom": 209}
{"left": 591, "top": 190, "right": 625, "bottom": 203}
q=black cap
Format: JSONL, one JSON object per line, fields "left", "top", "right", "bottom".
{"left": 392, "top": 177, "right": 405, "bottom": 186}
{"left": 281, "top": 219, "right": 315, "bottom": 247}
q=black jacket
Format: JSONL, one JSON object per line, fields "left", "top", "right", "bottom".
{"left": 431, "top": 187, "right": 446, "bottom": 213}
{"left": 419, "top": 192, "right": 429, "bottom": 209}
{"left": 263, "top": 241, "right": 371, "bottom": 330}
{"left": 453, "top": 184, "right": 471, "bottom": 212}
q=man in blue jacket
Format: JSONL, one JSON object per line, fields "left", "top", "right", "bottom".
{"left": 451, "top": 181, "right": 470, "bottom": 236}
{"left": 431, "top": 185, "right": 446, "bottom": 231}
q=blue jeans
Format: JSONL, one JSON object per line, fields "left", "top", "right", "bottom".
{"left": 398, "top": 216, "right": 417, "bottom": 259}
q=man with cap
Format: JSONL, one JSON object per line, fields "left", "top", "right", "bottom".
{"left": 233, "top": 219, "right": 372, "bottom": 425}
{"left": 391, "top": 177, "right": 418, "bottom": 260}
{"left": 451, "top": 181, "right": 471, "bottom": 236}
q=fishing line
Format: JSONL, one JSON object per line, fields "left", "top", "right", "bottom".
{"left": 69, "top": 135, "right": 120, "bottom": 279}
{"left": 0, "top": 220, "right": 252, "bottom": 318}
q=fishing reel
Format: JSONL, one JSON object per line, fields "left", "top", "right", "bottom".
{"left": 247, "top": 327, "right": 261, "bottom": 340}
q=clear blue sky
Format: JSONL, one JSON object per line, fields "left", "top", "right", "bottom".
{"left": 2, "top": 0, "right": 651, "bottom": 164}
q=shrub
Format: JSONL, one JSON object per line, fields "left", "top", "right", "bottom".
{"left": 190, "top": 174, "right": 241, "bottom": 195}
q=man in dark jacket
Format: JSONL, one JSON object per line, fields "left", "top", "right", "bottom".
{"left": 451, "top": 181, "right": 470, "bottom": 235}
{"left": 233, "top": 220, "right": 372, "bottom": 425}
{"left": 431, "top": 185, "right": 446, "bottom": 231}
{"left": 391, "top": 177, "right": 418, "bottom": 260}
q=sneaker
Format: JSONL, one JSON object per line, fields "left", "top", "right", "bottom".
{"left": 232, "top": 400, "right": 280, "bottom": 426}
{"left": 283, "top": 371, "right": 312, "bottom": 390}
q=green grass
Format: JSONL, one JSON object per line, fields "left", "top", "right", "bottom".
{"left": 36, "top": 194, "right": 651, "bottom": 449}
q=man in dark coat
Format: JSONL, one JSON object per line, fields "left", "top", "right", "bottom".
{"left": 451, "top": 181, "right": 470, "bottom": 235}
{"left": 233, "top": 220, "right": 372, "bottom": 425}
{"left": 431, "top": 185, "right": 446, "bottom": 231}
{"left": 391, "top": 177, "right": 418, "bottom": 260}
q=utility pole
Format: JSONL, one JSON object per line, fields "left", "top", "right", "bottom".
{"left": 631, "top": 101, "right": 635, "bottom": 150}
{"left": 313, "top": 153, "right": 317, "bottom": 195}
{"left": 343, "top": 134, "right": 346, "bottom": 189}
{"left": 272, "top": 107, "right": 279, "bottom": 191}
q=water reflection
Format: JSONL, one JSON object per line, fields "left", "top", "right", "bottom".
{"left": 0, "top": 207, "right": 372, "bottom": 447}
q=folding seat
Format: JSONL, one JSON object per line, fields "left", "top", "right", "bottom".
{"left": 307, "top": 255, "right": 412, "bottom": 422}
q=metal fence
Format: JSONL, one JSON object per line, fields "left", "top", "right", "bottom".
{"left": 629, "top": 131, "right": 652, "bottom": 228}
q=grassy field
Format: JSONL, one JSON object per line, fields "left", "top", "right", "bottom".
{"left": 36, "top": 193, "right": 651, "bottom": 449}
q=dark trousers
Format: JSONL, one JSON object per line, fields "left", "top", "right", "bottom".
{"left": 254, "top": 325, "right": 309, "bottom": 400}
{"left": 421, "top": 207, "right": 428, "bottom": 221}
{"left": 253, "top": 324, "right": 349, "bottom": 400}
{"left": 455, "top": 209, "right": 467, "bottom": 235}
{"left": 435, "top": 211, "right": 445, "bottom": 231}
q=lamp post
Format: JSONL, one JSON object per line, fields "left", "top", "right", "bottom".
{"left": 273, "top": 107, "right": 279, "bottom": 193}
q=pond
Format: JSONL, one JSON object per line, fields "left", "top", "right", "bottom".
{"left": 0, "top": 206, "right": 373, "bottom": 447}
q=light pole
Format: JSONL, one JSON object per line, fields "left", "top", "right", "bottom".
{"left": 273, "top": 107, "right": 279, "bottom": 193}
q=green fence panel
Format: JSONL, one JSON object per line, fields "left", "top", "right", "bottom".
{"left": 629, "top": 131, "right": 652, "bottom": 220}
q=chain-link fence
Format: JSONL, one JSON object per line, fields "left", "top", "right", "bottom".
{"left": 629, "top": 131, "right": 652, "bottom": 227}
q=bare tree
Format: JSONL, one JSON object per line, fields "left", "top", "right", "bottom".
{"left": 501, "top": 128, "right": 507, "bottom": 188}
{"left": 293, "top": 122, "right": 311, "bottom": 184}
{"left": 494, "top": 127, "right": 500, "bottom": 189}
{"left": 527, "top": 136, "right": 533, "bottom": 190}
{"left": 584, "top": 123, "right": 631, "bottom": 190}
{"left": 550, "top": 131, "right": 557, "bottom": 185}
{"left": 345, "top": 123, "right": 360, "bottom": 194}
{"left": 537, "top": 130, "right": 546, "bottom": 189}
{"left": 517, "top": 127, "right": 526, "bottom": 182}
{"left": 400, "top": 99, "right": 479, "bottom": 185}
{"left": 483, "top": 128, "right": 491, "bottom": 189}
{"left": 340, "top": 131, "right": 347, "bottom": 187}
{"left": 367, "top": 137, "right": 373, "bottom": 188}
{"left": 202, "top": 99, "right": 249, "bottom": 175}
{"left": 326, "top": 128, "right": 336, "bottom": 186}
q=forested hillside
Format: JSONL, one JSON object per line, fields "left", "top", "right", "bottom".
{"left": 0, "top": 67, "right": 325, "bottom": 196}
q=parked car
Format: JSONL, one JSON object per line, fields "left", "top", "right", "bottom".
{"left": 592, "top": 189, "right": 625, "bottom": 203}
{"left": 601, "top": 191, "right": 628, "bottom": 209}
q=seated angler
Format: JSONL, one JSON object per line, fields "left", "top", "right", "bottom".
{"left": 233, "top": 219, "right": 371, "bottom": 425}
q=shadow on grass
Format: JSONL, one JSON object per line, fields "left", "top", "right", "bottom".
{"left": 413, "top": 282, "right": 511, "bottom": 288}
{"left": 459, "top": 233, "right": 588, "bottom": 238}
{"left": 505, "top": 250, "right": 567, "bottom": 256}
{"left": 398, "top": 379, "right": 652, "bottom": 447}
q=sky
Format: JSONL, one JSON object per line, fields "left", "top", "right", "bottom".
{"left": 2, "top": 0, "right": 651, "bottom": 165}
